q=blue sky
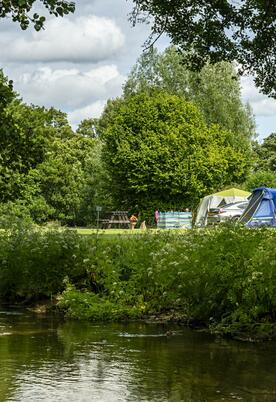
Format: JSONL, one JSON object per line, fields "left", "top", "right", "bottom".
{"left": 0, "top": 0, "right": 275, "bottom": 140}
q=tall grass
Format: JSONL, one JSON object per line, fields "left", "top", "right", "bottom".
{"left": 2, "top": 223, "right": 276, "bottom": 336}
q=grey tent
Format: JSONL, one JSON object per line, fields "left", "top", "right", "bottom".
{"left": 195, "top": 188, "right": 251, "bottom": 227}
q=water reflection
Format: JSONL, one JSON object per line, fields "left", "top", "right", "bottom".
{"left": 0, "top": 308, "right": 276, "bottom": 401}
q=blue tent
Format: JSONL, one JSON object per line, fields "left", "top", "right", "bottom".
{"left": 239, "top": 187, "right": 276, "bottom": 227}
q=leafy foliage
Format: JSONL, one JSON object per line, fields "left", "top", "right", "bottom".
{"left": 0, "top": 76, "right": 75, "bottom": 203}
{"left": 3, "top": 224, "right": 276, "bottom": 337}
{"left": 244, "top": 171, "right": 276, "bottom": 192}
{"left": 0, "top": 0, "right": 75, "bottom": 30}
{"left": 58, "top": 288, "right": 140, "bottom": 321}
{"left": 58, "top": 226, "right": 276, "bottom": 337}
{"left": 253, "top": 133, "right": 276, "bottom": 172}
{"left": 0, "top": 200, "right": 33, "bottom": 228}
{"left": 76, "top": 118, "right": 99, "bottom": 138}
{"left": 0, "top": 70, "right": 14, "bottom": 111}
{"left": 25, "top": 135, "right": 107, "bottom": 224}
{"left": 0, "top": 70, "right": 108, "bottom": 225}
{"left": 99, "top": 91, "right": 252, "bottom": 214}
{"left": 246, "top": 133, "right": 276, "bottom": 191}
{"left": 0, "top": 134, "right": 107, "bottom": 226}
{"left": 0, "top": 225, "right": 85, "bottom": 299}
{"left": 131, "top": 0, "right": 276, "bottom": 98}
{"left": 124, "top": 47, "right": 255, "bottom": 139}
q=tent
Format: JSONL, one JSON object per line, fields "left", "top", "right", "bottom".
{"left": 239, "top": 187, "right": 276, "bottom": 227}
{"left": 195, "top": 188, "right": 251, "bottom": 227}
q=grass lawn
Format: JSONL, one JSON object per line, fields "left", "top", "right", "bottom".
{"left": 2, "top": 226, "right": 190, "bottom": 236}
{"left": 73, "top": 228, "right": 155, "bottom": 235}
{"left": 71, "top": 228, "right": 189, "bottom": 236}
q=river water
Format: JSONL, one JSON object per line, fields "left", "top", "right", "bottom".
{"left": 0, "top": 308, "right": 276, "bottom": 402}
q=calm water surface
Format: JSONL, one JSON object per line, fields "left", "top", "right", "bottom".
{"left": 0, "top": 308, "right": 276, "bottom": 402}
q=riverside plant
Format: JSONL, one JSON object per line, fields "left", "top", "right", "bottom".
{"left": 2, "top": 223, "right": 276, "bottom": 337}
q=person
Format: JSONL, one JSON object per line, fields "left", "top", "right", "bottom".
{"left": 129, "top": 214, "right": 138, "bottom": 230}
{"left": 154, "top": 209, "right": 159, "bottom": 225}
{"left": 140, "top": 220, "right": 146, "bottom": 230}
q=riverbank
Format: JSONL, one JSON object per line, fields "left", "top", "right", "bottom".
{"left": 2, "top": 309, "right": 276, "bottom": 402}
{"left": 27, "top": 302, "right": 276, "bottom": 342}
{"left": 2, "top": 224, "right": 276, "bottom": 340}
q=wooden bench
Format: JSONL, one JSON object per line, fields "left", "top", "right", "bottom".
{"left": 100, "top": 211, "right": 130, "bottom": 229}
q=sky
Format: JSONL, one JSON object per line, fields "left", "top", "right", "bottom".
{"left": 0, "top": 0, "right": 275, "bottom": 141}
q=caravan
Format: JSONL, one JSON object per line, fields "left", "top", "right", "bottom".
{"left": 239, "top": 187, "right": 276, "bottom": 227}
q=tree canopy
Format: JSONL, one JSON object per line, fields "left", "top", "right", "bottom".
{"left": 124, "top": 46, "right": 255, "bottom": 139}
{"left": 23, "top": 135, "right": 104, "bottom": 224}
{"left": 1, "top": 96, "right": 74, "bottom": 203}
{"left": 0, "top": 70, "right": 107, "bottom": 225}
{"left": 0, "top": 0, "right": 75, "bottom": 30}
{"left": 76, "top": 118, "right": 99, "bottom": 138}
{"left": 131, "top": 0, "right": 276, "bottom": 98}
{"left": 244, "top": 170, "right": 276, "bottom": 192}
{"left": 253, "top": 133, "right": 276, "bottom": 172}
{"left": 99, "top": 91, "right": 252, "bottom": 214}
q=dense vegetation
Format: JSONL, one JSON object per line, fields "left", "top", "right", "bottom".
{"left": 131, "top": 0, "right": 276, "bottom": 98}
{"left": 124, "top": 47, "right": 255, "bottom": 139}
{"left": 99, "top": 91, "right": 251, "bottom": 215}
{"left": 244, "top": 133, "right": 276, "bottom": 191}
{"left": 0, "top": 42, "right": 275, "bottom": 338}
{"left": 0, "top": 71, "right": 110, "bottom": 226}
{"left": 2, "top": 225, "right": 276, "bottom": 338}
{"left": 1, "top": 47, "right": 260, "bottom": 224}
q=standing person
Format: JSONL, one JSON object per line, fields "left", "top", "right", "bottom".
{"left": 129, "top": 214, "right": 138, "bottom": 230}
{"left": 154, "top": 209, "right": 159, "bottom": 226}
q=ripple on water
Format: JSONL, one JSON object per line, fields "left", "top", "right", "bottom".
{"left": 1, "top": 312, "right": 276, "bottom": 402}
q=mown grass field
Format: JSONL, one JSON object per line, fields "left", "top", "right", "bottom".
{"left": 72, "top": 228, "right": 189, "bottom": 236}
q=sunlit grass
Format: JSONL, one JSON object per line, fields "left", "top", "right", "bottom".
{"left": 71, "top": 228, "right": 189, "bottom": 235}
{"left": 1, "top": 226, "right": 190, "bottom": 236}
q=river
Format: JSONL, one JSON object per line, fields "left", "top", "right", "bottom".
{"left": 0, "top": 308, "right": 276, "bottom": 402}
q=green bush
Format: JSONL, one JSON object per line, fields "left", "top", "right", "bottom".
{"left": 0, "top": 201, "right": 33, "bottom": 228}
{"left": 0, "top": 225, "right": 87, "bottom": 299}
{"left": 58, "top": 285, "right": 140, "bottom": 321}
{"left": 2, "top": 224, "right": 276, "bottom": 336}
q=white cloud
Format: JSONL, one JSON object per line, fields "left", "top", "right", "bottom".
{"left": 14, "top": 65, "right": 126, "bottom": 109}
{"left": 68, "top": 100, "right": 107, "bottom": 129}
{"left": 1, "top": 15, "right": 125, "bottom": 63}
{"left": 241, "top": 76, "right": 276, "bottom": 117}
{"left": 251, "top": 99, "right": 276, "bottom": 117}
{"left": 1, "top": 0, "right": 273, "bottom": 139}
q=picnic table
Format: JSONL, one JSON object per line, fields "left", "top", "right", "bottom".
{"left": 100, "top": 211, "right": 130, "bottom": 229}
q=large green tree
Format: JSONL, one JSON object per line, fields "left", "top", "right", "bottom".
{"left": 23, "top": 135, "right": 102, "bottom": 224}
{"left": 0, "top": 70, "right": 108, "bottom": 226}
{"left": 244, "top": 170, "right": 276, "bottom": 192}
{"left": 0, "top": 0, "right": 75, "bottom": 30}
{"left": 99, "top": 91, "right": 252, "bottom": 214}
{"left": 124, "top": 47, "right": 255, "bottom": 139}
{"left": 242, "top": 133, "right": 276, "bottom": 192}
{"left": 131, "top": 0, "right": 276, "bottom": 98}
{"left": 1, "top": 126, "right": 106, "bottom": 226}
{"left": 1, "top": 96, "right": 74, "bottom": 203}
{"left": 1, "top": 111, "right": 105, "bottom": 224}
{"left": 253, "top": 133, "right": 276, "bottom": 172}
{"left": 76, "top": 118, "right": 99, "bottom": 138}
